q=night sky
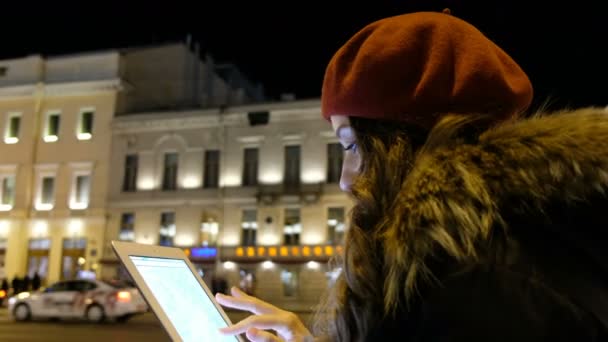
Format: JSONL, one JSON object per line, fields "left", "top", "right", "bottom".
{"left": 1, "top": 1, "right": 606, "bottom": 111}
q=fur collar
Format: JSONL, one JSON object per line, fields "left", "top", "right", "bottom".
{"left": 382, "top": 107, "right": 608, "bottom": 311}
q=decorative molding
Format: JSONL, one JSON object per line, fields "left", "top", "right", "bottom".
{"left": 45, "top": 79, "right": 123, "bottom": 96}
{"left": 154, "top": 133, "right": 189, "bottom": 151}
{"left": 281, "top": 134, "right": 304, "bottom": 142}
{"left": 113, "top": 112, "right": 220, "bottom": 133}
{"left": 107, "top": 197, "right": 246, "bottom": 208}
{"left": 0, "top": 164, "right": 18, "bottom": 172}
{"left": 0, "top": 79, "right": 122, "bottom": 98}
{"left": 34, "top": 163, "right": 59, "bottom": 171}
{"left": 319, "top": 131, "right": 336, "bottom": 138}
{"left": 68, "top": 161, "right": 94, "bottom": 169}
{"left": 236, "top": 135, "right": 265, "bottom": 144}
{"left": 0, "top": 84, "right": 37, "bottom": 98}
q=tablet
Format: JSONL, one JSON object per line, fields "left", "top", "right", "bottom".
{"left": 112, "top": 241, "right": 243, "bottom": 342}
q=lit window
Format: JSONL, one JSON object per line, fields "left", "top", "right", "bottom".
{"left": 159, "top": 212, "right": 176, "bottom": 246}
{"left": 77, "top": 110, "right": 94, "bottom": 140}
{"left": 119, "top": 213, "right": 135, "bottom": 241}
{"left": 4, "top": 113, "right": 21, "bottom": 144}
{"left": 239, "top": 269, "right": 256, "bottom": 295}
{"left": 36, "top": 176, "right": 55, "bottom": 210}
{"left": 201, "top": 215, "right": 219, "bottom": 246}
{"left": 283, "top": 208, "right": 301, "bottom": 245}
{"left": 241, "top": 209, "right": 257, "bottom": 246}
{"left": 327, "top": 207, "right": 346, "bottom": 244}
{"left": 70, "top": 174, "right": 90, "bottom": 210}
{"left": 44, "top": 112, "right": 61, "bottom": 142}
{"left": 281, "top": 269, "right": 298, "bottom": 297}
{"left": 0, "top": 175, "right": 15, "bottom": 211}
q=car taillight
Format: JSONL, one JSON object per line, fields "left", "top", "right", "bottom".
{"left": 117, "top": 291, "right": 131, "bottom": 302}
{"left": 0, "top": 290, "right": 6, "bottom": 298}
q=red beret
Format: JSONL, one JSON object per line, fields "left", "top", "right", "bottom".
{"left": 321, "top": 12, "right": 533, "bottom": 127}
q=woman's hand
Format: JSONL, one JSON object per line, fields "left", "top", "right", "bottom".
{"left": 216, "top": 286, "right": 314, "bottom": 342}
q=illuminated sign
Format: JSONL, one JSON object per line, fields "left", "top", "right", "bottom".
{"left": 190, "top": 247, "right": 217, "bottom": 258}
{"left": 230, "top": 245, "right": 338, "bottom": 260}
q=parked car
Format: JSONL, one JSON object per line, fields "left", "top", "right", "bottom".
{"left": 8, "top": 279, "right": 148, "bottom": 323}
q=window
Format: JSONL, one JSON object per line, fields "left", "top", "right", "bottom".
{"left": 0, "top": 176, "right": 15, "bottom": 208}
{"left": 122, "top": 154, "right": 138, "bottom": 192}
{"left": 241, "top": 209, "right": 257, "bottom": 246}
{"left": 4, "top": 113, "right": 21, "bottom": 144}
{"left": 327, "top": 207, "right": 346, "bottom": 244}
{"left": 281, "top": 269, "right": 298, "bottom": 297}
{"left": 75, "top": 175, "right": 90, "bottom": 204}
{"left": 159, "top": 212, "right": 176, "bottom": 246}
{"left": 239, "top": 269, "right": 256, "bottom": 295}
{"left": 29, "top": 238, "right": 51, "bottom": 250}
{"left": 77, "top": 110, "right": 94, "bottom": 140}
{"left": 283, "top": 208, "right": 301, "bottom": 245}
{"left": 63, "top": 238, "right": 87, "bottom": 249}
{"left": 38, "top": 176, "right": 55, "bottom": 209}
{"left": 203, "top": 150, "right": 220, "bottom": 188}
{"left": 200, "top": 216, "right": 218, "bottom": 246}
{"left": 162, "top": 152, "right": 179, "bottom": 191}
{"left": 69, "top": 280, "right": 97, "bottom": 292}
{"left": 44, "top": 281, "right": 69, "bottom": 293}
{"left": 327, "top": 143, "right": 343, "bottom": 184}
{"left": 119, "top": 213, "right": 135, "bottom": 241}
{"left": 284, "top": 145, "right": 300, "bottom": 189}
{"left": 70, "top": 174, "right": 90, "bottom": 210}
{"left": 0, "top": 175, "right": 15, "bottom": 210}
{"left": 44, "top": 112, "right": 61, "bottom": 142}
{"left": 242, "top": 148, "right": 258, "bottom": 186}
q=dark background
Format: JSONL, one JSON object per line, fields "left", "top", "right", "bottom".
{"left": 2, "top": 1, "right": 606, "bottom": 110}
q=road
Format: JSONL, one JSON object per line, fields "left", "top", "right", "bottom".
{"left": 0, "top": 308, "right": 314, "bottom": 341}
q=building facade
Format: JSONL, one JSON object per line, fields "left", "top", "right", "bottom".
{"left": 102, "top": 99, "right": 352, "bottom": 309}
{"left": 0, "top": 42, "right": 260, "bottom": 286}
{"left": 0, "top": 53, "right": 120, "bottom": 285}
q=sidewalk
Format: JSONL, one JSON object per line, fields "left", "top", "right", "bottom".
{"left": 0, "top": 307, "right": 9, "bottom": 322}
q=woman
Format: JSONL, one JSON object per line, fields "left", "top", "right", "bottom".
{"left": 217, "top": 11, "right": 608, "bottom": 341}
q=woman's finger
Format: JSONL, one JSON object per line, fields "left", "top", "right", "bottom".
{"left": 246, "top": 327, "right": 281, "bottom": 342}
{"left": 219, "top": 314, "right": 292, "bottom": 336}
{"left": 216, "top": 288, "right": 277, "bottom": 315}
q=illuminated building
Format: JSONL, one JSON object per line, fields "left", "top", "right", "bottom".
{"left": 102, "top": 99, "right": 352, "bottom": 308}
{"left": 0, "top": 41, "right": 260, "bottom": 285}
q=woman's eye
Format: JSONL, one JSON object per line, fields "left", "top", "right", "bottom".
{"left": 343, "top": 143, "right": 357, "bottom": 152}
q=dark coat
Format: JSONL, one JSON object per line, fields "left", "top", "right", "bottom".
{"left": 371, "top": 108, "right": 608, "bottom": 341}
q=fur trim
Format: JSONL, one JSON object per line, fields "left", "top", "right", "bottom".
{"left": 382, "top": 107, "right": 608, "bottom": 312}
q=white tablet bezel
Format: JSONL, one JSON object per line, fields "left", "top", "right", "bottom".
{"left": 112, "top": 240, "right": 243, "bottom": 342}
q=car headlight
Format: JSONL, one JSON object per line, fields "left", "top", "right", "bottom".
{"left": 16, "top": 292, "right": 30, "bottom": 300}
{"left": 8, "top": 297, "right": 16, "bottom": 306}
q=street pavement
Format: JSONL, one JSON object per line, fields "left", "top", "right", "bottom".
{"left": 0, "top": 308, "right": 314, "bottom": 341}
{"left": 0, "top": 308, "right": 170, "bottom": 342}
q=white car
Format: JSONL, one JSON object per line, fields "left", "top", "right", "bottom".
{"left": 8, "top": 279, "right": 148, "bottom": 323}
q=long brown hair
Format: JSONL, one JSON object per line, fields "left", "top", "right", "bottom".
{"left": 312, "top": 114, "right": 497, "bottom": 341}
{"left": 312, "top": 116, "right": 429, "bottom": 341}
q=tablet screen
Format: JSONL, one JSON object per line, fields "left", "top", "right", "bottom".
{"left": 129, "top": 256, "right": 236, "bottom": 342}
